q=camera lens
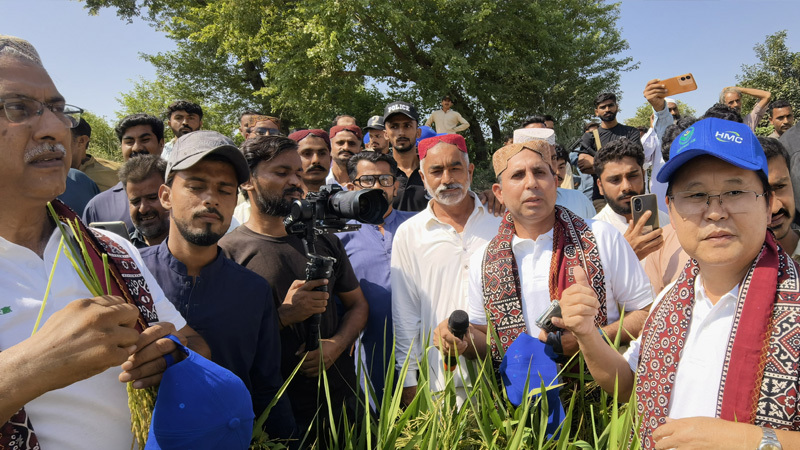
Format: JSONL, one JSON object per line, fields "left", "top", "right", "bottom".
{"left": 680, "top": 77, "right": 685, "bottom": 81}
{"left": 686, "top": 75, "right": 691, "bottom": 79}
{"left": 328, "top": 189, "right": 388, "bottom": 224}
{"left": 634, "top": 198, "right": 642, "bottom": 210}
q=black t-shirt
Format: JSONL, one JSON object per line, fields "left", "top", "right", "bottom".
{"left": 578, "top": 123, "right": 641, "bottom": 200}
{"left": 218, "top": 226, "right": 360, "bottom": 428}
{"left": 394, "top": 166, "right": 429, "bottom": 212}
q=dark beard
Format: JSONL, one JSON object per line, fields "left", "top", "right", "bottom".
{"left": 600, "top": 112, "right": 617, "bottom": 123}
{"left": 393, "top": 140, "right": 415, "bottom": 153}
{"left": 173, "top": 217, "right": 223, "bottom": 246}
{"left": 606, "top": 191, "right": 638, "bottom": 216}
{"left": 254, "top": 182, "right": 302, "bottom": 217}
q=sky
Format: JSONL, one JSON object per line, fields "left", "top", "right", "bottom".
{"left": 2, "top": 0, "right": 800, "bottom": 125}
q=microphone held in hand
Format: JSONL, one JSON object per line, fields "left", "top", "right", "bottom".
{"left": 445, "top": 310, "right": 469, "bottom": 371}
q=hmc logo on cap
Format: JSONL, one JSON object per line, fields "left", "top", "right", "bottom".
{"left": 676, "top": 127, "right": 694, "bottom": 153}
{"left": 715, "top": 130, "right": 743, "bottom": 144}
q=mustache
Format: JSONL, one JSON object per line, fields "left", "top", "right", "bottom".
{"left": 283, "top": 187, "right": 304, "bottom": 197}
{"left": 773, "top": 208, "right": 791, "bottom": 220}
{"left": 436, "top": 182, "right": 463, "bottom": 194}
{"left": 24, "top": 142, "right": 66, "bottom": 163}
{"left": 192, "top": 207, "right": 223, "bottom": 221}
{"left": 616, "top": 191, "right": 636, "bottom": 202}
{"left": 306, "top": 164, "right": 327, "bottom": 173}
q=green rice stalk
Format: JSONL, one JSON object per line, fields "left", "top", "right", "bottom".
{"left": 46, "top": 203, "right": 157, "bottom": 449}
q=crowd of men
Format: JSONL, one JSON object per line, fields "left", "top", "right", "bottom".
{"left": 2, "top": 33, "right": 800, "bottom": 450}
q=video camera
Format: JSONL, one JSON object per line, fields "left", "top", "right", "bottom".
{"left": 283, "top": 184, "right": 388, "bottom": 351}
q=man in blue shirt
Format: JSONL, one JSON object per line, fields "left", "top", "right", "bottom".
{"left": 337, "top": 152, "right": 416, "bottom": 405}
{"left": 83, "top": 114, "right": 165, "bottom": 232}
{"left": 140, "top": 131, "right": 296, "bottom": 442}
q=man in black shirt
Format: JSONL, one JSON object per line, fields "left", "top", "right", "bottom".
{"left": 576, "top": 93, "right": 641, "bottom": 212}
{"left": 383, "top": 101, "right": 429, "bottom": 212}
{"left": 219, "top": 135, "right": 368, "bottom": 445}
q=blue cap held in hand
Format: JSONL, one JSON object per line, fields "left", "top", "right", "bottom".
{"left": 145, "top": 335, "right": 254, "bottom": 450}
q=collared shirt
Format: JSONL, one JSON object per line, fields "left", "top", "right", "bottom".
{"left": 129, "top": 228, "right": 149, "bottom": 249}
{"left": 336, "top": 208, "right": 417, "bottom": 402}
{"left": 391, "top": 192, "right": 502, "bottom": 390}
{"left": 468, "top": 218, "right": 653, "bottom": 337}
{"left": 593, "top": 203, "right": 671, "bottom": 236}
{"left": 394, "top": 165, "right": 428, "bottom": 212}
{"left": 624, "top": 277, "right": 739, "bottom": 419}
{"left": 57, "top": 168, "right": 100, "bottom": 216}
{"left": 161, "top": 139, "right": 175, "bottom": 160}
{"left": 79, "top": 154, "right": 120, "bottom": 192}
{"left": 140, "top": 240, "right": 296, "bottom": 438}
{"left": 0, "top": 225, "right": 186, "bottom": 450}
{"left": 82, "top": 181, "right": 135, "bottom": 233}
{"left": 424, "top": 109, "right": 470, "bottom": 134}
{"left": 556, "top": 187, "right": 596, "bottom": 220}
{"left": 325, "top": 167, "right": 346, "bottom": 190}
{"left": 768, "top": 130, "right": 781, "bottom": 139}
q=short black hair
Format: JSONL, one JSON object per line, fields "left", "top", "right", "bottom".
{"left": 701, "top": 103, "right": 743, "bottom": 123}
{"left": 594, "top": 93, "right": 617, "bottom": 108}
{"left": 593, "top": 138, "right": 644, "bottom": 176}
{"left": 661, "top": 117, "right": 697, "bottom": 162}
{"left": 119, "top": 154, "right": 167, "bottom": 187}
{"left": 346, "top": 151, "right": 398, "bottom": 182}
{"left": 115, "top": 114, "right": 165, "bottom": 143}
{"left": 241, "top": 135, "right": 298, "bottom": 173}
{"left": 71, "top": 117, "right": 91, "bottom": 139}
{"left": 554, "top": 144, "right": 568, "bottom": 162}
{"left": 331, "top": 115, "right": 357, "bottom": 128}
{"left": 759, "top": 136, "right": 791, "bottom": 170}
{"left": 543, "top": 114, "right": 555, "bottom": 124}
{"left": 521, "top": 115, "right": 546, "bottom": 128}
{"left": 584, "top": 121, "right": 600, "bottom": 132}
{"left": 768, "top": 99, "right": 792, "bottom": 118}
{"left": 166, "top": 100, "right": 203, "bottom": 120}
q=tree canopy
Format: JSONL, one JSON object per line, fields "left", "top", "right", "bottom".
{"left": 82, "top": 0, "right": 635, "bottom": 161}
{"left": 736, "top": 30, "right": 800, "bottom": 135}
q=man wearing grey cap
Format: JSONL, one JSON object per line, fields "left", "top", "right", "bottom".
{"left": 364, "top": 115, "right": 390, "bottom": 154}
{"left": 140, "top": 130, "right": 297, "bottom": 442}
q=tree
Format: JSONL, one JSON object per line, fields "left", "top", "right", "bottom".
{"left": 82, "top": 111, "right": 122, "bottom": 162}
{"left": 83, "top": 0, "right": 635, "bottom": 162}
{"left": 737, "top": 30, "right": 800, "bottom": 135}
{"left": 625, "top": 100, "right": 696, "bottom": 129}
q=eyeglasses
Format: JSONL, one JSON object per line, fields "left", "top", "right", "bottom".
{"left": 669, "top": 190, "right": 767, "bottom": 216}
{"left": 0, "top": 97, "right": 83, "bottom": 129}
{"left": 354, "top": 174, "right": 395, "bottom": 188}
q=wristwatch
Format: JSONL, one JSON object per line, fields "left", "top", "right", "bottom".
{"left": 758, "top": 426, "right": 782, "bottom": 450}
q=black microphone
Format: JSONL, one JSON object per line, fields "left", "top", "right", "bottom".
{"left": 445, "top": 310, "right": 469, "bottom": 371}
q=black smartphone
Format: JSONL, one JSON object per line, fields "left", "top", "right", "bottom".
{"left": 89, "top": 221, "right": 130, "bottom": 241}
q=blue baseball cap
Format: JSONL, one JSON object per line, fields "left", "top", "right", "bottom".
{"left": 145, "top": 335, "right": 254, "bottom": 450}
{"left": 656, "top": 117, "right": 768, "bottom": 183}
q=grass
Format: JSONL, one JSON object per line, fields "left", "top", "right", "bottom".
{"left": 250, "top": 322, "right": 642, "bottom": 450}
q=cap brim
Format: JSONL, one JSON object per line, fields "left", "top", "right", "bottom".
{"left": 656, "top": 147, "right": 763, "bottom": 183}
{"left": 384, "top": 111, "right": 418, "bottom": 122}
{"left": 169, "top": 145, "right": 250, "bottom": 185}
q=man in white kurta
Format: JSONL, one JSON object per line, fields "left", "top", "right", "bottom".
{"left": 391, "top": 134, "right": 501, "bottom": 404}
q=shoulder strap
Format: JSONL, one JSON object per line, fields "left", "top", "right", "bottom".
{"left": 592, "top": 128, "right": 602, "bottom": 151}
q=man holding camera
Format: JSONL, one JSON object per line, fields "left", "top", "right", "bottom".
{"left": 436, "top": 140, "right": 651, "bottom": 368}
{"left": 219, "top": 135, "right": 368, "bottom": 441}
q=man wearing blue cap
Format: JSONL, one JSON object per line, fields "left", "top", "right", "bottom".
{"left": 140, "top": 130, "right": 296, "bottom": 442}
{"left": 559, "top": 118, "right": 800, "bottom": 449}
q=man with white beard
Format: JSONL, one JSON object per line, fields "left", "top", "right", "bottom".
{"left": 391, "top": 134, "right": 501, "bottom": 405}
